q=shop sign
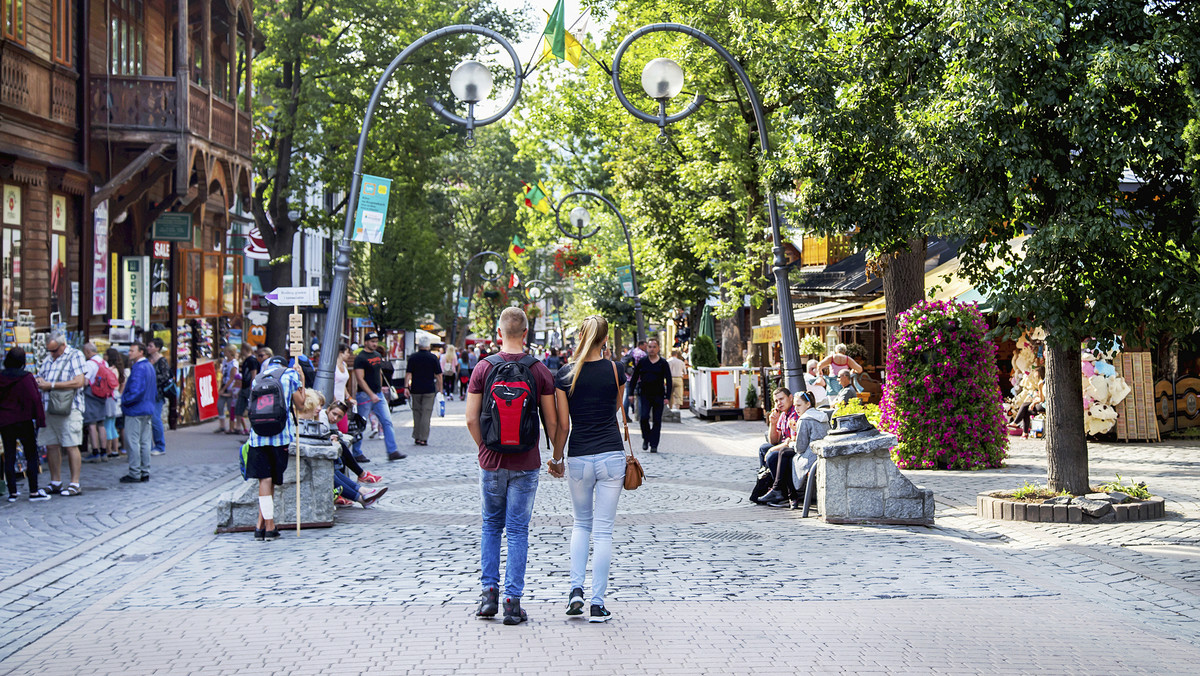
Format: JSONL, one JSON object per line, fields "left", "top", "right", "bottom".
{"left": 151, "top": 257, "right": 170, "bottom": 312}
{"left": 152, "top": 213, "right": 193, "bottom": 242}
{"left": 752, "top": 324, "right": 783, "bottom": 344}
{"left": 152, "top": 241, "right": 171, "bottom": 258}
{"left": 121, "top": 256, "right": 150, "bottom": 329}
{"left": 185, "top": 296, "right": 200, "bottom": 314}
{"left": 93, "top": 202, "right": 109, "bottom": 314}
{"left": 52, "top": 195, "right": 66, "bottom": 231}
{"left": 2, "top": 185, "right": 19, "bottom": 225}
{"left": 352, "top": 174, "right": 392, "bottom": 244}
{"left": 194, "top": 361, "right": 219, "bottom": 421}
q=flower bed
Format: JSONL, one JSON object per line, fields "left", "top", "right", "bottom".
{"left": 880, "top": 300, "right": 1008, "bottom": 470}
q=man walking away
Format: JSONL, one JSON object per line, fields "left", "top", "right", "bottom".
{"left": 81, "top": 342, "right": 110, "bottom": 462}
{"left": 667, "top": 349, "right": 686, "bottom": 410}
{"left": 629, "top": 339, "right": 672, "bottom": 453}
{"left": 119, "top": 342, "right": 157, "bottom": 484}
{"left": 406, "top": 335, "right": 442, "bottom": 447}
{"left": 35, "top": 334, "right": 87, "bottom": 496}
{"left": 465, "top": 307, "right": 557, "bottom": 626}
{"left": 246, "top": 356, "right": 306, "bottom": 540}
{"left": 146, "top": 338, "right": 171, "bottom": 456}
{"left": 354, "top": 332, "right": 402, "bottom": 462}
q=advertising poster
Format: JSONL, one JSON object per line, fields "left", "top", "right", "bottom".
{"left": 352, "top": 175, "right": 392, "bottom": 244}
{"left": 617, "top": 265, "right": 635, "bottom": 298}
{"left": 2, "top": 185, "right": 19, "bottom": 225}
{"left": 51, "top": 195, "right": 66, "bottom": 231}
{"left": 194, "top": 361, "right": 219, "bottom": 421}
{"left": 121, "top": 256, "right": 150, "bottom": 330}
{"left": 93, "top": 201, "right": 108, "bottom": 314}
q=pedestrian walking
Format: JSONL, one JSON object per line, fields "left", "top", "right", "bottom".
{"left": 35, "top": 333, "right": 86, "bottom": 496}
{"left": 353, "top": 332, "right": 401, "bottom": 462}
{"left": 466, "top": 307, "right": 557, "bottom": 626}
{"left": 246, "top": 356, "right": 306, "bottom": 541}
{"left": 628, "top": 338, "right": 672, "bottom": 453}
{"left": 334, "top": 343, "right": 354, "bottom": 405}
{"left": 216, "top": 346, "right": 241, "bottom": 434}
{"left": 1, "top": 347, "right": 49, "bottom": 502}
{"left": 547, "top": 315, "right": 626, "bottom": 623}
{"left": 236, "top": 344, "right": 262, "bottom": 435}
{"left": 81, "top": 342, "right": 111, "bottom": 462}
{"left": 440, "top": 346, "right": 458, "bottom": 398}
{"left": 146, "top": 337, "right": 170, "bottom": 456}
{"left": 458, "top": 350, "right": 471, "bottom": 400}
{"left": 406, "top": 335, "right": 442, "bottom": 448}
{"left": 104, "top": 348, "right": 127, "bottom": 459}
{"left": 119, "top": 342, "right": 157, "bottom": 485}
{"left": 667, "top": 349, "right": 686, "bottom": 410}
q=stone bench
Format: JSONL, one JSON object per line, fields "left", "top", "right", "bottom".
{"left": 214, "top": 439, "right": 340, "bottom": 533}
{"left": 814, "top": 417, "right": 935, "bottom": 526}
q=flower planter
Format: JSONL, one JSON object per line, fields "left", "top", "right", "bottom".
{"left": 742, "top": 407, "right": 763, "bottom": 421}
{"left": 977, "top": 493, "right": 1165, "bottom": 523}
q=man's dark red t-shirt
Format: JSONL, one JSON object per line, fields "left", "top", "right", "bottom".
{"left": 468, "top": 351, "right": 555, "bottom": 471}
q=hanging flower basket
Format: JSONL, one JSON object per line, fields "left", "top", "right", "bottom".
{"left": 554, "top": 244, "right": 592, "bottom": 277}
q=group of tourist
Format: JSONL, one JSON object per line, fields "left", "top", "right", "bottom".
{"left": 1, "top": 335, "right": 172, "bottom": 502}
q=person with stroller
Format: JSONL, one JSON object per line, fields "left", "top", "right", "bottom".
{"left": 755, "top": 390, "right": 829, "bottom": 509}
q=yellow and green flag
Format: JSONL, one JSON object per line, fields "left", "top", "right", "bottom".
{"left": 521, "top": 180, "right": 553, "bottom": 215}
{"left": 542, "top": 0, "right": 582, "bottom": 67}
{"left": 508, "top": 236, "right": 526, "bottom": 264}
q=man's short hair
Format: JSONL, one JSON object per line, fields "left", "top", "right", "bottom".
{"left": 838, "top": 368, "right": 852, "bottom": 379}
{"left": 499, "top": 307, "right": 528, "bottom": 338}
{"left": 417, "top": 334, "right": 431, "bottom": 348}
{"left": 151, "top": 337, "right": 164, "bottom": 350}
{"left": 129, "top": 341, "right": 146, "bottom": 355}
{"left": 774, "top": 386, "right": 792, "bottom": 398}
{"left": 82, "top": 342, "right": 97, "bottom": 355}
{"left": 48, "top": 332, "right": 66, "bottom": 346}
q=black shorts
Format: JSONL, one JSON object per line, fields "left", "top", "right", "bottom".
{"left": 246, "top": 444, "right": 290, "bottom": 485}
{"left": 234, "top": 389, "right": 251, "bottom": 416}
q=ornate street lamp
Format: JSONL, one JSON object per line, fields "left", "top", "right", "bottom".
{"left": 609, "top": 24, "right": 804, "bottom": 395}
{"left": 314, "top": 26, "right": 523, "bottom": 402}
{"left": 553, "top": 191, "right": 645, "bottom": 343}
{"left": 448, "top": 250, "right": 504, "bottom": 347}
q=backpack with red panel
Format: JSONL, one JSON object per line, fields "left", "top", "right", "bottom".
{"left": 478, "top": 354, "right": 543, "bottom": 453}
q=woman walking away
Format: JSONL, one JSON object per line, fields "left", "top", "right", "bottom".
{"left": 756, "top": 390, "right": 828, "bottom": 509}
{"left": 0, "top": 347, "right": 49, "bottom": 502}
{"left": 104, "top": 348, "right": 127, "bottom": 458}
{"left": 547, "top": 315, "right": 626, "bottom": 623}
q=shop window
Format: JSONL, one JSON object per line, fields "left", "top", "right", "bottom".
{"left": 2, "top": 228, "right": 21, "bottom": 317}
{"left": 3, "top": 0, "right": 24, "bottom": 43}
{"left": 180, "top": 249, "right": 240, "bottom": 318}
{"left": 222, "top": 256, "right": 236, "bottom": 314}
{"left": 51, "top": 0, "right": 71, "bottom": 65}
{"left": 202, "top": 253, "right": 219, "bottom": 316}
{"left": 109, "top": 0, "right": 145, "bottom": 75}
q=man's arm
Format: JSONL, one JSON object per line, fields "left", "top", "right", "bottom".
{"left": 356, "top": 367, "right": 377, "bottom": 402}
{"left": 290, "top": 368, "right": 307, "bottom": 408}
{"left": 663, "top": 361, "right": 673, "bottom": 402}
{"left": 539, "top": 392, "right": 557, "bottom": 447}
{"left": 465, "top": 392, "right": 483, "bottom": 447}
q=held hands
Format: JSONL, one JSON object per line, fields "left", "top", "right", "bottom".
{"left": 546, "top": 457, "right": 565, "bottom": 478}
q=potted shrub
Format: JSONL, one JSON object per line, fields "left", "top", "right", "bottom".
{"left": 743, "top": 382, "right": 762, "bottom": 420}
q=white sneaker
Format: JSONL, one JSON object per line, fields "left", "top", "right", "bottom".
{"left": 151, "top": 450, "right": 165, "bottom": 456}
{"left": 29, "top": 489, "right": 51, "bottom": 502}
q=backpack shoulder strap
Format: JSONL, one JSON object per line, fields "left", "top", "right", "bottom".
{"left": 517, "top": 354, "right": 540, "bottom": 369}
{"left": 482, "top": 354, "right": 505, "bottom": 368}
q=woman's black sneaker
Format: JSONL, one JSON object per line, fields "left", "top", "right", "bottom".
{"left": 253, "top": 529, "right": 265, "bottom": 541}
{"left": 263, "top": 529, "right": 281, "bottom": 540}
{"left": 476, "top": 587, "right": 499, "bottom": 618}
{"left": 588, "top": 604, "right": 612, "bottom": 623}
{"left": 502, "top": 597, "right": 527, "bottom": 625}
{"left": 566, "top": 588, "right": 585, "bottom": 616}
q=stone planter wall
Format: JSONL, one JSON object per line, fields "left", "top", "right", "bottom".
{"left": 977, "top": 494, "right": 1165, "bottom": 524}
{"left": 815, "top": 428, "right": 935, "bottom": 526}
{"left": 215, "top": 439, "right": 339, "bottom": 533}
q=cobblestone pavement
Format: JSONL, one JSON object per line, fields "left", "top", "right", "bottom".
{"left": 2, "top": 400, "right": 1200, "bottom": 674}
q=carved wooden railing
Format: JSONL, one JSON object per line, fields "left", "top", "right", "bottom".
{"left": 0, "top": 42, "right": 32, "bottom": 111}
{"left": 51, "top": 70, "right": 77, "bottom": 126}
{"left": 236, "top": 110, "right": 251, "bottom": 154}
{"left": 189, "top": 83, "right": 209, "bottom": 137}
{"left": 90, "top": 75, "right": 178, "bottom": 129}
{"left": 211, "top": 96, "right": 235, "bottom": 149}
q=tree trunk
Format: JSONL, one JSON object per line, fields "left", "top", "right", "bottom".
{"left": 882, "top": 237, "right": 926, "bottom": 341}
{"left": 721, "top": 310, "right": 743, "bottom": 366}
{"left": 1044, "top": 343, "right": 1089, "bottom": 494}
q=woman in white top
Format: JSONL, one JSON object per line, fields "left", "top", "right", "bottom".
{"left": 440, "top": 347, "right": 458, "bottom": 398}
{"left": 334, "top": 343, "right": 353, "bottom": 404}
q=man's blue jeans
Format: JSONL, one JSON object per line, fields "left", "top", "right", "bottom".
{"left": 480, "top": 467, "right": 539, "bottom": 598}
{"left": 353, "top": 395, "right": 396, "bottom": 457}
{"left": 151, "top": 395, "right": 165, "bottom": 453}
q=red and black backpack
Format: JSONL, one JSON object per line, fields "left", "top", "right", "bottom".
{"left": 479, "top": 354, "right": 542, "bottom": 453}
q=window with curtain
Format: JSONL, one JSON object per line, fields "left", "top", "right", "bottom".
{"left": 3, "top": 0, "right": 25, "bottom": 43}
{"left": 51, "top": 0, "right": 71, "bottom": 65}
{"left": 109, "top": 0, "right": 145, "bottom": 75}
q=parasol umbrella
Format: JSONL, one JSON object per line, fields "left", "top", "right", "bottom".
{"left": 698, "top": 305, "right": 715, "bottom": 342}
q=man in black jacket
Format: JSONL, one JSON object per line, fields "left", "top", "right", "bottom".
{"left": 629, "top": 339, "right": 672, "bottom": 453}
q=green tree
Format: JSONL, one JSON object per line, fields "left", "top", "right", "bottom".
{"left": 941, "top": 0, "right": 1200, "bottom": 493}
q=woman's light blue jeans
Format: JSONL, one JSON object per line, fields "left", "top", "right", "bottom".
{"left": 567, "top": 451, "right": 626, "bottom": 607}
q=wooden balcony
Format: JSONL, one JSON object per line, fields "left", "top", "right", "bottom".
{"left": 90, "top": 76, "right": 251, "bottom": 156}
{"left": 1, "top": 40, "right": 77, "bottom": 128}
{"left": 800, "top": 235, "right": 854, "bottom": 268}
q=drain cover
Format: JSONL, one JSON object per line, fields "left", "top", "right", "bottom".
{"left": 697, "top": 531, "right": 765, "bottom": 542}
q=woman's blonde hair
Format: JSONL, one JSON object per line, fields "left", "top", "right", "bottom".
{"left": 566, "top": 315, "right": 609, "bottom": 396}
{"left": 298, "top": 389, "right": 326, "bottom": 419}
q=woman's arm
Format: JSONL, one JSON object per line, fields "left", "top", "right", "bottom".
{"left": 553, "top": 389, "right": 570, "bottom": 456}
{"left": 847, "top": 356, "right": 864, "bottom": 374}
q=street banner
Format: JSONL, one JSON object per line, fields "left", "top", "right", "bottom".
{"left": 352, "top": 175, "right": 392, "bottom": 243}
{"left": 93, "top": 202, "right": 108, "bottom": 314}
{"left": 617, "top": 265, "right": 635, "bottom": 298}
{"left": 457, "top": 296, "right": 470, "bottom": 318}
{"left": 194, "top": 361, "right": 219, "bottom": 421}
{"left": 121, "top": 256, "right": 150, "bottom": 329}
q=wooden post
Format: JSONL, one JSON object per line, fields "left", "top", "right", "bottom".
{"left": 293, "top": 304, "right": 301, "bottom": 535}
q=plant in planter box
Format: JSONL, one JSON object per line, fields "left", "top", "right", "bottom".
{"left": 743, "top": 382, "right": 761, "bottom": 420}
{"left": 691, "top": 335, "right": 719, "bottom": 368}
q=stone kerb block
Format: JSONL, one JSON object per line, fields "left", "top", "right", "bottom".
{"left": 814, "top": 428, "right": 935, "bottom": 526}
{"left": 215, "top": 440, "right": 340, "bottom": 533}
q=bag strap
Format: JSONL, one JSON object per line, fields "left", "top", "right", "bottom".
{"left": 613, "top": 361, "right": 635, "bottom": 459}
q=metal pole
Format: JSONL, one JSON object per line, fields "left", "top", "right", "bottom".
{"left": 313, "top": 26, "right": 523, "bottom": 403}
{"left": 449, "top": 250, "right": 503, "bottom": 347}
{"left": 609, "top": 24, "right": 805, "bottom": 395}
{"left": 553, "top": 190, "right": 645, "bottom": 343}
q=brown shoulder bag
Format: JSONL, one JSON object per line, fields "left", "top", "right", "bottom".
{"left": 614, "top": 362, "right": 644, "bottom": 490}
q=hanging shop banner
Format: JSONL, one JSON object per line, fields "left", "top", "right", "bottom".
{"left": 93, "top": 201, "right": 109, "bottom": 314}
{"left": 152, "top": 212, "right": 193, "bottom": 242}
{"left": 352, "top": 175, "right": 392, "bottom": 244}
{"left": 2, "top": 185, "right": 19, "bottom": 225}
{"left": 121, "top": 256, "right": 150, "bottom": 330}
{"left": 151, "top": 254, "right": 170, "bottom": 313}
{"left": 194, "top": 360, "right": 219, "bottom": 421}
{"left": 52, "top": 195, "right": 66, "bottom": 231}
{"left": 456, "top": 296, "right": 470, "bottom": 318}
{"left": 617, "top": 265, "right": 635, "bottom": 298}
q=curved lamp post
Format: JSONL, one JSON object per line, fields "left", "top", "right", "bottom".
{"left": 609, "top": 24, "right": 804, "bottom": 395}
{"left": 553, "top": 190, "right": 646, "bottom": 343}
{"left": 313, "top": 25, "right": 523, "bottom": 403}
{"left": 448, "top": 250, "right": 504, "bottom": 347}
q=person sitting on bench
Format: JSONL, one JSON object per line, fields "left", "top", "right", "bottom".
{"left": 756, "top": 391, "right": 829, "bottom": 509}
